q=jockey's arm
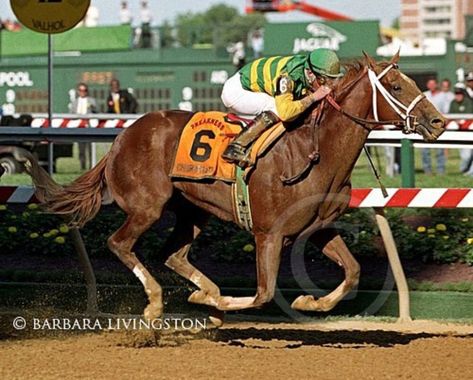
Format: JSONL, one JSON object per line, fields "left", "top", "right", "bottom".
{"left": 274, "top": 76, "right": 331, "bottom": 122}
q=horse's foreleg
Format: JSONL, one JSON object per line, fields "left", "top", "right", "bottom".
{"left": 160, "top": 211, "right": 224, "bottom": 324}
{"left": 158, "top": 207, "right": 220, "bottom": 300}
{"left": 164, "top": 225, "right": 221, "bottom": 305}
{"left": 216, "top": 233, "right": 283, "bottom": 311}
{"left": 108, "top": 213, "right": 164, "bottom": 320}
{"left": 292, "top": 232, "right": 360, "bottom": 312}
{"left": 166, "top": 240, "right": 225, "bottom": 326}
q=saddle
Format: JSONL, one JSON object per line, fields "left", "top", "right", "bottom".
{"left": 224, "top": 113, "right": 254, "bottom": 129}
{"left": 169, "top": 111, "right": 285, "bottom": 182}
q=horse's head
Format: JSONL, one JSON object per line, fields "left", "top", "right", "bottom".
{"left": 363, "top": 51, "right": 445, "bottom": 142}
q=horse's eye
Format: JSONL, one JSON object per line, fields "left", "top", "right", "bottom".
{"left": 392, "top": 84, "right": 401, "bottom": 92}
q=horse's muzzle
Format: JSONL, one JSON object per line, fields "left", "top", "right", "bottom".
{"left": 429, "top": 117, "right": 446, "bottom": 139}
{"left": 416, "top": 116, "right": 446, "bottom": 142}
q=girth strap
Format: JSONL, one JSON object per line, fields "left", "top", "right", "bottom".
{"left": 232, "top": 166, "right": 253, "bottom": 231}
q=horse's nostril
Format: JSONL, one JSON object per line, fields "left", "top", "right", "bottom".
{"left": 430, "top": 118, "right": 445, "bottom": 129}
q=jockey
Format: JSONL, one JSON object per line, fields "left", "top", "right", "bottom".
{"left": 221, "top": 48, "right": 343, "bottom": 165}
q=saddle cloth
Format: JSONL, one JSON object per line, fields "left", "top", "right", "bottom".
{"left": 170, "top": 111, "right": 285, "bottom": 182}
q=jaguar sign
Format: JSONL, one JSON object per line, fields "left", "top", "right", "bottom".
{"left": 293, "top": 23, "right": 347, "bottom": 53}
{"left": 264, "top": 21, "right": 380, "bottom": 58}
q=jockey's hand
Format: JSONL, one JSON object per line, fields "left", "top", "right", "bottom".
{"left": 312, "top": 85, "right": 332, "bottom": 101}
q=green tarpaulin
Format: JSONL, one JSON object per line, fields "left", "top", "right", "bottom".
{"left": 0, "top": 25, "right": 132, "bottom": 57}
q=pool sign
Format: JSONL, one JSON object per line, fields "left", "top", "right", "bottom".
{"left": 293, "top": 23, "right": 347, "bottom": 53}
{"left": 0, "top": 72, "right": 34, "bottom": 87}
{"left": 11, "top": 0, "right": 90, "bottom": 34}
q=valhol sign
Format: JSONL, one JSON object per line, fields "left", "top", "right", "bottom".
{"left": 264, "top": 21, "right": 381, "bottom": 59}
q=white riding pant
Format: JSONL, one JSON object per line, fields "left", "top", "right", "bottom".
{"left": 221, "top": 72, "right": 279, "bottom": 118}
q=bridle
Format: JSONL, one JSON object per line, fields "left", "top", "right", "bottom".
{"left": 326, "top": 63, "right": 426, "bottom": 134}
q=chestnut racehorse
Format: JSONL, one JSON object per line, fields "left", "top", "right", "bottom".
{"left": 25, "top": 52, "right": 445, "bottom": 323}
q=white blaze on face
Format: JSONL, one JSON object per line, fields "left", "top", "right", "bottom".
{"left": 133, "top": 266, "right": 147, "bottom": 286}
{"left": 400, "top": 72, "right": 415, "bottom": 87}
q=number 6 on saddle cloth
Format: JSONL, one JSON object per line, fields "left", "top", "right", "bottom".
{"left": 170, "top": 111, "right": 285, "bottom": 182}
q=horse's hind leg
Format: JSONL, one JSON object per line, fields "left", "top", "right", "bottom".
{"left": 292, "top": 230, "right": 360, "bottom": 312}
{"left": 108, "top": 212, "right": 165, "bottom": 320}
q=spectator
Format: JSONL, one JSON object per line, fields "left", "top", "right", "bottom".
{"left": 422, "top": 78, "right": 445, "bottom": 174}
{"left": 1, "top": 19, "right": 21, "bottom": 32}
{"left": 439, "top": 78, "right": 454, "bottom": 113}
{"left": 106, "top": 79, "right": 138, "bottom": 114}
{"left": 178, "top": 87, "right": 193, "bottom": 111}
{"left": 227, "top": 41, "right": 246, "bottom": 71}
{"left": 69, "top": 83, "right": 97, "bottom": 170}
{"left": 450, "top": 83, "right": 473, "bottom": 175}
{"left": 140, "top": 0, "right": 153, "bottom": 48}
{"left": 466, "top": 71, "right": 473, "bottom": 100}
{"left": 251, "top": 29, "right": 264, "bottom": 59}
{"left": 120, "top": 1, "right": 132, "bottom": 25}
{"left": 84, "top": 5, "right": 100, "bottom": 27}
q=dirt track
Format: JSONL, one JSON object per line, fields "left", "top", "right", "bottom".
{"left": 1, "top": 320, "right": 472, "bottom": 380}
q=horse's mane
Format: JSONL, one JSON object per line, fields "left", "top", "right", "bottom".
{"left": 335, "top": 60, "right": 365, "bottom": 91}
{"left": 332, "top": 58, "right": 391, "bottom": 100}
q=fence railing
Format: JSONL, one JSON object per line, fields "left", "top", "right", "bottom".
{"left": 1, "top": 113, "right": 473, "bottom": 185}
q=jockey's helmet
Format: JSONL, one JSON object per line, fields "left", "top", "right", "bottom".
{"left": 306, "top": 48, "right": 343, "bottom": 78}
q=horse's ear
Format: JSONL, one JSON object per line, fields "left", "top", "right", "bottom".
{"left": 390, "top": 49, "right": 401, "bottom": 65}
{"left": 362, "top": 50, "right": 376, "bottom": 69}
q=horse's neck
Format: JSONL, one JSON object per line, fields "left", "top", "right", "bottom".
{"left": 320, "top": 76, "right": 373, "bottom": 180}
{"left": 274, "top": 74, "right": 373, "bottom": 189}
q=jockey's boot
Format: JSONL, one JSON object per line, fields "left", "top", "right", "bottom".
{"left": 222, "top": 111, "right": 279, "bottom": 166}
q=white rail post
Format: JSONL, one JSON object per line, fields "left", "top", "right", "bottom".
{"left": 374, "top": 207, "right": 411, "bottom": 322}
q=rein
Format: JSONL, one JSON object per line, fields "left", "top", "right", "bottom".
{"left": 280, "top": 102, "right": 323, "bottom": 185}
{"left": 326, "top": 95, "right": 405, "bottom": 130}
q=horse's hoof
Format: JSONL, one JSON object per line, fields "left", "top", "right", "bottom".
{"left": 188, "top": 290, "right": 218, "bottom": 307}
{"left": 216, "top": 296, "right": 255, "bottom": 311}
{"left": 291, "top": 295, "right": 315, "bottom": 311}
{"left": 291, "top": 295, "right": 333, "bottom": 312}
{"left": 208, "top": 308, "right": 225, "bottom": 327}
{"left": 143, "top": 303, "right": 163, "bottom": 321}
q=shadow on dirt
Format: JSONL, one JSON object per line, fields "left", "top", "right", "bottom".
{"left": 207, "top": 327, "right": 473, "bottom": 349}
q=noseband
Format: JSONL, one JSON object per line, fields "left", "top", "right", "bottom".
{"left": 327, "top": 64, "right": 425, "bottom": 134}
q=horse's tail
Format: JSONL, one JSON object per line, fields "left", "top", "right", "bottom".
{"left": 23, "top": 151, "right": 110, "bottom": 227}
